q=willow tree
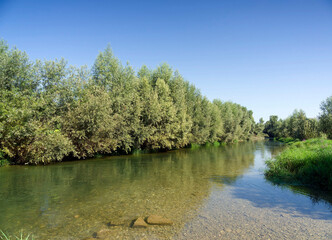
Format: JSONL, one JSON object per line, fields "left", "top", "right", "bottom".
{"left": 168, "top": 71, "right": 193, "bottom": 148}
{"left": 62, "top": 86, "right": 117, "bottom": 158}
{"left": 263, "top": 115, "right": 281, "bottom": 138}
{"left": 152, "top": 78, "right": 177, "bottom": 149}
{"left": 92, "top": 46, "right": 140, "bottom": 152}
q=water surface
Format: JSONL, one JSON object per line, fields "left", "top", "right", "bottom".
{"left": 0, "top": 141, "right": 331, "bottom": 239}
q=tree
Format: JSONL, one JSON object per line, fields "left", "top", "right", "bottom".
{"left": 319, "top": 96, "right": 332, "bottom": 139}
{"left": 0, "top": 40, "right": 36, "bottom": 93}
{"left": 254, "top": 118, "right": 265, "bottom": 136}
{"left": 264, "top": 115, "right": 281, "bottom": 138}
{"left": 168, "top": 71, "right": 193, "bottom": 147}
{"left": 288, "top": 109, "right": 307, "bottom": 140}
{"left": 62, "top": 86, "right": 118, "bottom": 158}
{"left": 151, "top": 63, "right": 173, "bottom": 86}
{"left": 92, "top": 46, "right": 140, "bottom": 152}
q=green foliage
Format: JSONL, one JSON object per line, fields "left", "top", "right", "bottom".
{"left": 62, "top": 86, "right": 118, "bottom": 158}
{"left": 319, "top": 96, "right": 332, "bottom": 139}
{"left": 27, "top": 129, "right": 74, "bottom": 164}
{"left": 254, "top": 118, "right": 265, "bottom": 136}
{"left": 265, "top": 138, "right": 332, "bottom": 190}
{"left": 264, "top": 115, "right": 281, "bottom": 138}
{"left": 0, "top": 42, "right": 261, "bottom": 164}
{"left": 0, "top": 141, "right": 8, "bottom": 166}
{"left": 0, "top": 150, "right": 10, "bottom": 167}
{"left": 0, "top": 40, "right": 36, "bottom": 93}
{"left": 213, "top": 100, "right": 255, "bottom": 143}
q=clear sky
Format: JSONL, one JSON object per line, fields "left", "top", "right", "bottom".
{"left": 1, "top": 0, "right": 331, "bottom": 121}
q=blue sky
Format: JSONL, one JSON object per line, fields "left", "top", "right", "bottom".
{"left": 1, "top": 0, "right": 331, "bottom": 121}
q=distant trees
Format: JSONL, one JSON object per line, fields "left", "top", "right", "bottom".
{"left": 0, "top": 41, "right": 262, "bottom": 164}
{"left": 263, "top": 106, "right": 330, "bottom": 140}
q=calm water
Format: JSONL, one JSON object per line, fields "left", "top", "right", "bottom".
{"left": 0, "top": 141, "right": 331, "bottom": 239}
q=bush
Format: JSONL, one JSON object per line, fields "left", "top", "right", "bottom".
{"left": 27, "top": 129, "right": 74, "bottom": 164}
{"left": 0, "top": 150, "right": 10, "bottom": 166}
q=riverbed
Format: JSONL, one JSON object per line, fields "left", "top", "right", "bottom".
{"left": 0, "top": 141, "right": 331, "bottom": 239}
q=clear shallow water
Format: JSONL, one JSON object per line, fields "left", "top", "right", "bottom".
{"left": 0, "top": 141, "right": 331, "bottom": 239}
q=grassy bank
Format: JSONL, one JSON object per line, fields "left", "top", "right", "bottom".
{"left": 265, "top": 138, "right": 332, "bottom": 190}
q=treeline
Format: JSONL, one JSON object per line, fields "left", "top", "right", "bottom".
{"left": 0, "top": 41, "right": 262, "bottom": 165}
{"left": 263, "top": 96, "right": 332, "bottom": 140}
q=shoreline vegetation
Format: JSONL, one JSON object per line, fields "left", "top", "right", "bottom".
{"left": 0, "top": 40, "right": 265, "bottom": 165}
{"left": 265, "top": 138, "right": 332, "bottom": 190}
{"left": 262, "top": 96, "right": 332, "bottom": 191}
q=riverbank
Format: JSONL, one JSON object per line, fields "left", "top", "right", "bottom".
{"left": 265, "top": 138, "right": 332, "bottom": 190}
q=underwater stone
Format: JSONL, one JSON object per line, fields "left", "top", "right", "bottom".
{"left": 132, "top": 217, "right": 148, "bottom": 228}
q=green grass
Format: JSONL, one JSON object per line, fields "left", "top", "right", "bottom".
{"left": 265, "top": 138, "right": 332, "bottom": 190}
{"left": 0, "top": 230, "right": 34, "bottom": 240}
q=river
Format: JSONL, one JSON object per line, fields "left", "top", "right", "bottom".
{"left": 0, "top": 141, "right": 331, "bottom": 239}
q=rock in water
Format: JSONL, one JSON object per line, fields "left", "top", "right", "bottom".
{"left": 146, "top": 215, "right": 173, "bottom": 225}
{"left": 132, "top": 217, "right": 148, "bottom": 228}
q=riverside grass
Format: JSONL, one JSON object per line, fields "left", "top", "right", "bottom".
{"left": 265, "top": 138, "right": 332, "bottom": 190}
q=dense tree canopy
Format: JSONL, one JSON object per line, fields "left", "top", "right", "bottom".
{"left": 0, "top": 41, "right": 263, "bottom": 164}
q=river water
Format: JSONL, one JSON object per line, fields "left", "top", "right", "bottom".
{"left": 0, "top": 141, "right": 331, "bottom": 239}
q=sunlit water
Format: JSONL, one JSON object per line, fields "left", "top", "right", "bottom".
{"left": 0, "top": 141, "right": 331, "bottom": 239}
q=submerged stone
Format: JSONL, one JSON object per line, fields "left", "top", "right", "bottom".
{"left": 132, "top": 217, "right": 148, "bottom": 228}
{"left": 146, "top": 215, "right": 173, "bottom": 225}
